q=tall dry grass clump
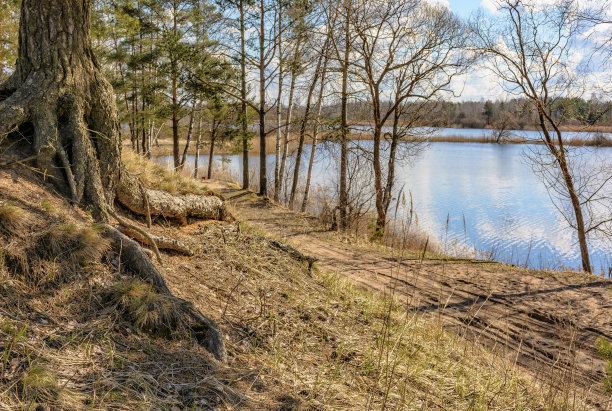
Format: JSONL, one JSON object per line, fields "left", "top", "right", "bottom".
{"left": 107, "top": 279, "right": 185, "bottom": 338}
{"left": 38, "top": 223, "right": 109, "bottom": 269}
{"left": 123, "top": 150, "right": 208, "bottom": 195}
{"left": 0, "top": 203, "right": 25, "bottom": 234}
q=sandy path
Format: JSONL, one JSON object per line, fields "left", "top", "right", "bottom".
{"left": 211, "top": 182, "right": 612, "bottom": 405}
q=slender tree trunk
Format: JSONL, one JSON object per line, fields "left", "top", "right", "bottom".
{"left": 274, "top": 1, "right": 284, "bottom": 202}
{"left": 372, "top": 125, "right": 385, "bottom": 236}
{"left": 171, "top": 74, "right": 180, "bottom": 169}
{"left": 538, "top": 110, "right": 591, "bottom": 273}
{"left": 278, "top": 65, "right": 297, "bottom": 201}
{"left": 289, "top": 49, "right": 325, "bottom": 209}
{"left": 180, "top": 103, "right": 196, "bottom": 169}
{"left": 240, "top": 0, "right": 249, "bottom": 190}
{"left": 194, "top": 106, "right": 203, "bottom": 179}
{"left": 302, "top": 49, "right": 329, "bottom": 213}
{"left": 382, "top": 109, "right": 400, "bottom": 214}
{"left": 339, "top": 0, "right": 351, "bottom": 230}
{"left": 208, "top": 126, "right": 217, "bottom": 180}
{"left": 132, "top": 87, "right": 139, "bottom": 153}
{"left": 560, "top": 159, "right": 591, "bottom": 273}
{"left": 258, "top": 0, "right": 268, "bottom": 196}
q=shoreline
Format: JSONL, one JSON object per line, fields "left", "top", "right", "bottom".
{"left": 140, "top": 130, "right": 612, "bottom": 158}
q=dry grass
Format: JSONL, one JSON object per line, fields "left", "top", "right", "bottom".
{"left": 182, "top": 222, "right": 591, "bottom": 409}
{"left": 122, "top": 150, "right": 209, "bottom": 195}
{"left": 0, "top": 203, "right": 25, "bottom": 233}
{"left": 107, "top": 279, "right": 185, "bottom": 338}
{"left": 0, "top": 160, "right": 597, "bottom": 410}
{"left": 0, "top": 168, "right": 235, "bottom": 410}
{"left": 38, "top": 223, "right": 110, "bottom": 269}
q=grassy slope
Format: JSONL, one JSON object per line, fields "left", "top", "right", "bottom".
{"left": 0, "top": 158, "right": 593, "bottom": 410}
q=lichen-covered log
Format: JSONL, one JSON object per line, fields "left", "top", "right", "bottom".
{"left": 105, "top": 226, "right": 226, "bottom": 362}
{"left": 116, "top": 172, "right": 230, "bottom": 222}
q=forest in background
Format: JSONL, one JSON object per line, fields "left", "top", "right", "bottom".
{"left": 1, "top": 0, "right": 612, "bottom": 161}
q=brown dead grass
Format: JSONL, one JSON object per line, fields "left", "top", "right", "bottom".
{"left": 0, "top": 167, "right": 236, "bottom": 410}
{"left": 0, "top": 203, "right": 25, "bottom": 234}
{"left": 107, "top": 279, "right": 185, "bottom": 338}
{"left": 163, "top": 221, "right": 593, "bottom": 409}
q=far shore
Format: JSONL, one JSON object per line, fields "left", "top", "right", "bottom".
{"left": 137, "top": 127, "right": 612, "bottom": 159}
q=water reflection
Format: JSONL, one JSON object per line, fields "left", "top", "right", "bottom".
{"left": 157, "top": 141, "right": 611, "bottom": 274}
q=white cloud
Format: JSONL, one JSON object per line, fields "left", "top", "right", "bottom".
{"left": 426, "top": 0, "right": 451, "bottom": 9}
{"left": 480, "top": 0, "right": 499, "bottom": 14}
{"left": 450, "top": 67, "right": 506, "bottom": 101}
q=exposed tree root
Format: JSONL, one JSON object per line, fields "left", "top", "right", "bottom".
{"left": 108, "top": 209, "right": 163, "bottom": 265}
{"left": 105, "top": 226, "right": 227, "bottom": 362}
{"left": 268, "top": 239, "right": 318, "bottom": 271}
{"left": 119, "top": 226, "right": 194, "bottom": 256}
{"left": 117, "top": 172, "right": 230, "bottom": 223}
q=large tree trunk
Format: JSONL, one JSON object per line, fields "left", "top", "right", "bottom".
{"left": 0, "top": 0, "right": 121, "bottom": 220}
{"left": 116, "top": 172, "right": 229, "bottom": 223}
{"left": 0, "top": 0, "right": 228, "bottom": 361}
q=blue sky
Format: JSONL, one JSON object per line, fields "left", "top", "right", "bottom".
{"left": 441, "top": 0, "right": 612, "bottom": 101}
{"left": 447, "top": 0, "right": 484, "bottom": 18}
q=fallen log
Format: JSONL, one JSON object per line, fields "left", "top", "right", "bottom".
{"left": 116, "top": 172, "right": 230, "bottom": 223}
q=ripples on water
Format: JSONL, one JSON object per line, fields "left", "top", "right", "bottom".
{"left": 158, "top": 139, "right": 612, "bottom": 275}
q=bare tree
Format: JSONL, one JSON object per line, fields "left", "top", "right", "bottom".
{"left": 578, "top": 0, "right": 612, "bottom": 62}
{"left": 324, "top": 0, "right": 355, "bottom": 230}
{"left": 273, "top": 0, "right": 285, "bottom": 200}
{"left": 351, "top": 0, "right": 468, "bottom": 236}
{"left": 276, "top": 2, "right": 309, "bottom": 201}
{"left": 288, "top": 29, "right": 331, "bottom": 209}
{"left": 302, "top": 36, "right": 332, "bottom": 212}
{"left": 472, "top": 0, "right": 612, "bottom": 273}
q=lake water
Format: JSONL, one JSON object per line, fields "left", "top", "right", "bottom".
{"left": 350, "top": 125, "right": 612, "bottom": 142}
{"left": 157, "top": 141, "right": 612, "bottom": 274}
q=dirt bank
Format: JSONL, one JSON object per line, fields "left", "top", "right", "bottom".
{"left": 209, "top": 180, "right": 612, "bottom": 407}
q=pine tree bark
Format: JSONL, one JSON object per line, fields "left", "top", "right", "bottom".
{"left": 0, "top": 0, "right": 121, "bottom": 220}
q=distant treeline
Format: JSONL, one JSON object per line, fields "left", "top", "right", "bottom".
{"left": 281, "top": 98, "right": 612, "bottom": 130}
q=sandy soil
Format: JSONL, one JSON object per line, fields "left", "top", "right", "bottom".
{"left": 208, "top": 180, "right": 612, "bottom": 405}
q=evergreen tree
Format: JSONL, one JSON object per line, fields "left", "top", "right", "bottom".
{"left": 0, "top": 0, "right": 19, "bottom": 81}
